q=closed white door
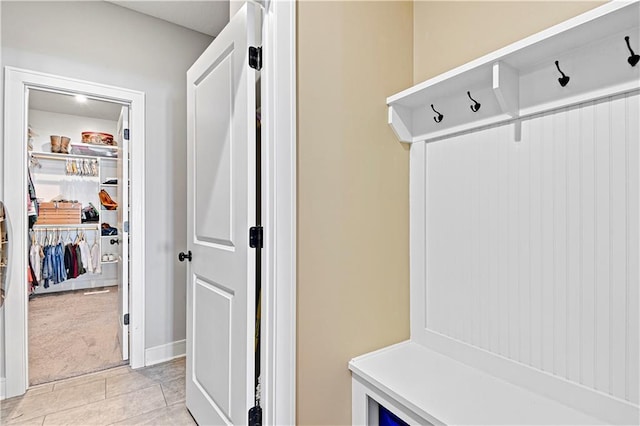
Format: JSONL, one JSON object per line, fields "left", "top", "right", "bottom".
{"left": 116, "top": 105, "right": 130, "bottom": 361}
{"left": 185, "top": 4, "right": 259, "bottom": 424}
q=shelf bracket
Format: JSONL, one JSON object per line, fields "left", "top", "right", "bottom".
{"left": 388, "top": 104, "right": 413, "bottom": 144}
{"left": 492, "top": 61, "right": 520, "bottom": 118}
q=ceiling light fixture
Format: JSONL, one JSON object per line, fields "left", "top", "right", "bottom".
{"left": 75, "top": 94, "right": 88, "bottom": 103}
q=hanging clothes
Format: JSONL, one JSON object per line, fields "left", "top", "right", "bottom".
{"left": 27, "top": 196, "right": 37, "bottom": 230}
{"left": 27, "top": 169, "right": 38, "bottom": 229}
{"left": 27, "top": 265, "right": 35, "bottom": 295}
{"left": 54, "top": 241, "right": 67, "bottom": 283}
{"left": 41, "top": 243, "right": 53, "bottom": 288}
{"left": 65, "top": 243, "right": 80, "bottom": 279}
{"left": 39, "top": 231, "right": 68, "bottom": 286}
{"left": 79, "top": 237, "right": 92, "bottom": 274}
{"left": 90, "top": 240, "right": 101, "bottom": 274}
{"left": 29, "top": 233, "right": 42, "bottom": 283}
{"left": 32, "top": 228, "right": 101, "bottom": 290}
{"left": 75, "top": 244, "right": 86, "bottom": 276}
{"left": 64, "top": 243, "right": 74, "bottom": 279}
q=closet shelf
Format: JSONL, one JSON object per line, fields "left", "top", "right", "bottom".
{"left": 388, "top": 1, "right": 639, "bottom": 143}
{"left": 31, "top": 174, "right": 100, "bottom": 183}
{"left": 70, "top": 142, "right": 118, "bottom": 156}
{"left": 30, "top": 151, "right": 103, "bottom": 162}
{"left": 101, "top": 260, "right": 118, "bottom": 264}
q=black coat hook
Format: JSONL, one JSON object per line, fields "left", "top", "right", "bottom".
{"left": 625, "top": 36, "right": 640, "bottom": 67}
{"left": 555, "top": 61, "right": 570, "bottom": 87}
{"left": 431, "top": 104, "right": 444, "bottom": 123}
{"left": 467, "top": 91, "right": 481, "bottom": 112}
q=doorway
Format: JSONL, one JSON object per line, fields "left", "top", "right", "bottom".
{"left": 26, "top": 89, "right": 129, "bottom": 385}
{"left": 3, "top": 67, "right": 146, "bottom": 398}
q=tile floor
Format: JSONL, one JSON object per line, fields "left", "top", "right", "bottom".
{"left": 0, "top": 357, "right": 196, "bottom": 425}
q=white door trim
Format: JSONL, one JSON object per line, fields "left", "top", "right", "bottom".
{"left": 261, "top": 1, "right": 296, "bottom": 424}
{"left": 2, "top": 67, "right": 146, "bottom": 398}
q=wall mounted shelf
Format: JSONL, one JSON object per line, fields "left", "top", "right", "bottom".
{"left": 388, "top": 1, "right": 640, "bottom": 143}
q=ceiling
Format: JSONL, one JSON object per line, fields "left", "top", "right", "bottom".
{"left": 106, "top": 1, "right": 229, "bottom": 37}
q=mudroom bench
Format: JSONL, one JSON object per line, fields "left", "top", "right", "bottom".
{"left": 350, "top": 2, "right": 640, "bottom": 425}
{"left": 349, "top": 341, "right": 604, "bottom": 425}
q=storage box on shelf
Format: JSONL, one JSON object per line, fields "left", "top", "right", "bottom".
{"left": 36, "top": 202, "right": 81, "bottom": 225}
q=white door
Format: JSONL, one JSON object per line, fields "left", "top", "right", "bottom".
{"left": 185, "top": 3, "right": 260, "bottom": 424}
{"left": 117, "top": 106, "right": 130, "bottom": 360}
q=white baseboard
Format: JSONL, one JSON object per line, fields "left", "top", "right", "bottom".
{"left": 1, "top": 377, "right": 6, "bottom": 400}
{"left": 144, "top": 340, "right": 186, "bottom": 366}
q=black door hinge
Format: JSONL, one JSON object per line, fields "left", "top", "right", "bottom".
{"left": 249, "top": 226, "right": 263, "bottom": 249}
{"left": 248, "top": 406, "right": 262, "bottom": 426}
{"left": 249, "top": 46, "right": 262, "bottom": 71}
{"left": 124, "top": 313, "right": 130, "bottom": 325}
{"left": 124, "top": 129, "right": 130, "bottom": 140}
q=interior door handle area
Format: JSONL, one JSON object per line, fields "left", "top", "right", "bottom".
{"left": 178, "top": 251, "right": 192, "bottom": 262}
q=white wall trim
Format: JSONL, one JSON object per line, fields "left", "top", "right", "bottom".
{"left": 2, "top": 67, "right": 146, "bottom": 398}
{"left": 261, "top": 1, "right": 296, "bottom": 424}
{"left": 145, "top": 340, "right": 186, "bottom": 366}
{"left": 0, "top": 378, "right": 6, "bottom": 400}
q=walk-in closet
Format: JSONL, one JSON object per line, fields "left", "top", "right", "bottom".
{"left": 26, "top": 89, "right": 130, "bottom": 385}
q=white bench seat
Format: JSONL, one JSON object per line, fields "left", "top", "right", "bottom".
{"left": 349, "top": 341, "right": 605, "bottom": 425}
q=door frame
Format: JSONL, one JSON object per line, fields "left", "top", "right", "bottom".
{"left": 2, "top": 67, "right": 146, "bottom": 398}
{"left": 260, "top": 1, "right": 297, "bottom": 424}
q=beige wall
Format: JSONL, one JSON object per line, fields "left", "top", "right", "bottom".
{"left": 296, "top": 1, "right": 605, "bottom": 425}
{"left": 414, "top": 1, "right": 605, "bottom": 83}
{"left": 297, "top": 2, "right": 413, "bottom": 424}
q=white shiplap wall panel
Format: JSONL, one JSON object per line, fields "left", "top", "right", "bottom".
{"left": 580, "top": 102, "right": 596, "bottom": 389}
{"left": 565, "top": 105, "right": 582, "bottom": 384}
{"left": 594, "top": 99, "right": 611, "bottom": 395}
{"left": 553, "top": 109, "right": 568, "bottom": 379}
{"left": 423, "top": 91, "right": 639, "bottom": 404}
{"left": 518, "top": 123, "right": 532, "bottom": 367}
{"left": 498, "top": 125, "right": 510, "bottom": 357}
{"left": 529, "top": 115, "right": 544, "bottom": 371}
{"left": 477, "top": 127, "right": 494, "bottom": 352}
{"left": 627, "top": 91, "right": 640, "bottom": 405}
{"left": 507, "top": 124, "right": 520, "bottom": 361}
{"left": 541, "top": 112, "right": 556, "bottom": 375}
{"left": 610, "top": 95, "right": 627, "bottom": 400}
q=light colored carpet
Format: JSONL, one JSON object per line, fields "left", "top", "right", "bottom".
{"left": 28, "top": 287, "right": 126, "bottom": 385}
